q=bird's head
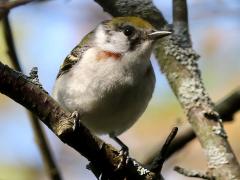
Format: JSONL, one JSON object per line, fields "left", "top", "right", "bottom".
{"left": 94, "top": 17, "right": 171, "bottom": 56}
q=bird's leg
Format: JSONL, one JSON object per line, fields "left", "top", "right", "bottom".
{"left": 112, "top": 136, "right": 129, "bottom": 156}
{"left": 109, "top": 134, "right": 129, "bottom": 169}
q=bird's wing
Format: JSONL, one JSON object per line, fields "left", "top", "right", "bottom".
{"left": 56, "top": 31, "right": 94, "bottom": 78}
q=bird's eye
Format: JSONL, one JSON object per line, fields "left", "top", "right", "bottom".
{"left": 123, "top": 25, "right": 135, "bottom": 36}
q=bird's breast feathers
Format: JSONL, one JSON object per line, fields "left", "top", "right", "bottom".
{"left": 53, "top": 47, "right": 152, "bottom": 105}
{"left": 65, "top": 48, "right": 137, "bottom": 87}
{"left": 96, "top": 50, "right": 122, "bottom": 61}
{"left": 53, "top": 47, "right": 155, "bottom": 135}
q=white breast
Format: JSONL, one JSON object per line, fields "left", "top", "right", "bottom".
{"left": 53, "top": 47, "right": 155, "bottom": 135}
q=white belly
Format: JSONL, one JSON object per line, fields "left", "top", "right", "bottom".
{"left": 53, "top": 48, "right": 155, "bottom": 135}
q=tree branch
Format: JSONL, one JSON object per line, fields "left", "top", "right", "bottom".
{"left": 215, "top": 88, "right": 240, "bottom": 121}
{"left": 93, "top": 0, "right": 240, "bottom": 179}
{"left": 150, "top": 127, "right": 178, "bottom": 173}
{"left": 0, "top": 61, "right": 168, "bottom": 179}
{"left": 144, "top": 87, "right": 240, "bottom": 165}
{"left": 156, "top": 0, "right": 240, "bottom": 178}
{"left": 174, "top": 166, "right": 215, "bottom": 180}
{"left": 94, "top": 0, "right": 167, "bottom": 29}
{"left": 172, "top": 0, "right": 191, "bottom": 47}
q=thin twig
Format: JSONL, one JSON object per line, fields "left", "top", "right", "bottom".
{"left": 2, "top": 15, "right": 22, "bottom": 70}
{"left": 28, "top": 113, "right": 62, "bottom": 180}
{"left": 150, "top": 127, "right": 178, "bottom": 173}
{"left": 2, "top": 15, "right": 62, "bottom": 180}
{"left": 174, "top": 166, "right": 215, "bottom": 180}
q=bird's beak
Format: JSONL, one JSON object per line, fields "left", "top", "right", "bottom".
{"left": 148, "top": 31, "right": 172, "bottom": 40}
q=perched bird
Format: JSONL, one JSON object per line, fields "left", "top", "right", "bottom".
{"left": 53, "top": 17, "right": 171, "bottom": 149}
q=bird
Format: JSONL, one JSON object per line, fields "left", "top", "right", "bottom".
{"left": 52, "top": 16, "right": 171, "bottom": 153}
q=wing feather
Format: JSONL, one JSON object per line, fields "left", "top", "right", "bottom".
{"left": 56, "top": 31, "right": 94, "bottom": 78}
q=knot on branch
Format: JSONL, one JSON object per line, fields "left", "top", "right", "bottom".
{"left": 203, "top": 110, "right": 227, "bottom": 138}
{"left": 28, "top": 67, "right": 47, "bottom": 93}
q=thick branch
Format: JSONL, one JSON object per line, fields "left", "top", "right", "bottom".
{"left": 155, "top": 1, "right": 240, "bottom": 178}
{"left": 144, "top": 87, "right": 240, "bottom": 165}
{"left": 173, "top": 0, "right": 188, "bottom": 27}
{"left": 172, "top": 0, "right": 191, "bottom": 47}
{"left": 94, "top": 0, "right": 240, "bottom": 179}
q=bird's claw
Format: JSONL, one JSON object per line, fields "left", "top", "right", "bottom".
{"left": 116, "top": 146, "right": 130, "bottom": 170}
{"left": 119, "top": 147, "right": 129, "bottom": 157}
{"left": 109, "top": 135, "right": 130, "bottom": 170}
{"left": 71, "top": 111, "right": 80, "bottom": 131}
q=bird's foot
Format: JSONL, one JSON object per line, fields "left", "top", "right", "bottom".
{"left": 109, "top": 135, "right": 130, "bottom": 170}
{"left": 71, "top": 111, "right": 80, "bottom": 131}
{"left": 117, "top": 145, "right": 130, "bottom": 170}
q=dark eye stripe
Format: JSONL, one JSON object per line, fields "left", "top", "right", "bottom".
{"left": 129, "top": 35, "right": 141, "bottom": 51}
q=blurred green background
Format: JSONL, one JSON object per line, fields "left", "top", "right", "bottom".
{"left": 0, "top": 0, "right": 239, "bottom": 179}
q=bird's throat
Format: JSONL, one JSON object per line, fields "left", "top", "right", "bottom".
{"left": 97, "top": 50, "right": 122, "bottom": 61}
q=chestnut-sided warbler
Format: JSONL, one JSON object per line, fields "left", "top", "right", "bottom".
{"left": 53, "top": 17, "right": 171, "bottom": 147}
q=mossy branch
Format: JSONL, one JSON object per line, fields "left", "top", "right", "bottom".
{"left": 144, "top": 87, "right": 240, "bottom": 165}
